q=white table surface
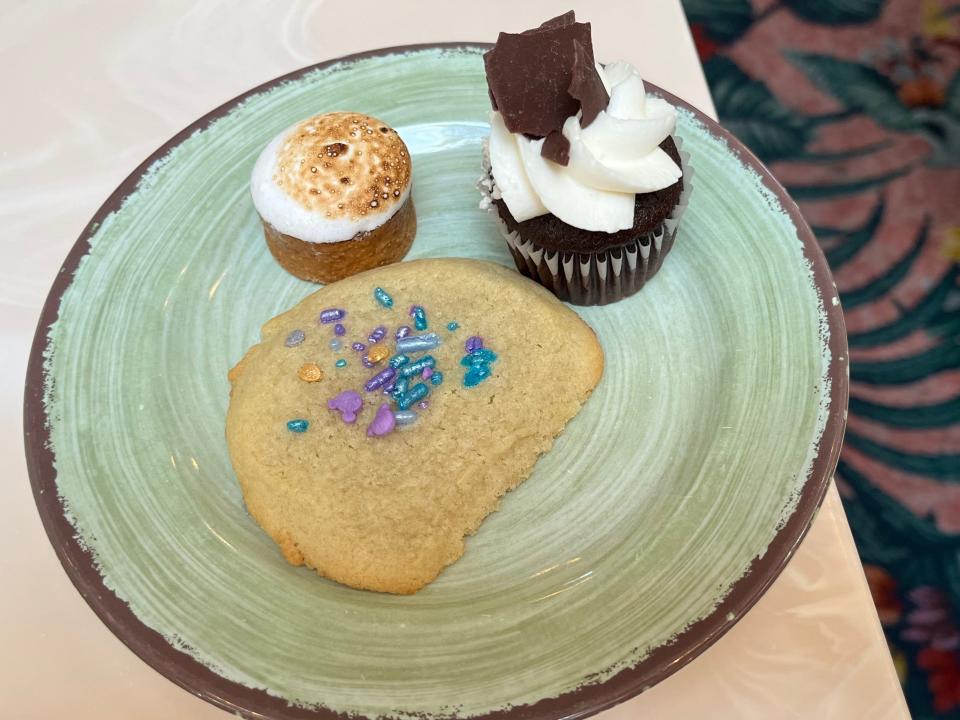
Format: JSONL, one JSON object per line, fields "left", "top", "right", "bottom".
{"left": 0, "top": 1, "right": 909, "bottom": 718}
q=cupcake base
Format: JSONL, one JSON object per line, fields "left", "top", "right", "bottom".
{"left": 262, "top": 198, "right": 416, "bottom": 284}
{"left": 480, "top": 134, "right": 691, "bottom": 306}
{"left": 498, "top": 218, "right": 676, "bottom": 306}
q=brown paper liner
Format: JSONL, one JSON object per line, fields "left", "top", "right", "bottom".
{"left": 481, "top": 136, "right": 692, "bottom": 306}
{"left": 261, "top": 198, "right": 416, "bottom": 284}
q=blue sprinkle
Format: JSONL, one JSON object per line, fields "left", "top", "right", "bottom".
{"left": 393, "top": 410, "right": 418, "bottom": 426}
{"left": 472, "top": 348, "right": 498, "bottom": 363}
{"left": 335, "top": 359, "right": 347, "bottom": 368}
{"left": 287, "top": 419, "right": 309, "bottom": 433}
{"left": 392, "top": 376, "right": 409, "bottom": 397}
{"left": 396, "top": 333, "right": 441, "bottom": 354}
{"left": 396, "top": 382, "right": 429, "bottom": 411}
{"left": 464, "top": 365, "right": 491, "bottom": 387}
{"left": 460, "top": 353, "right": 497, "bottom": 367}
{"left": 389, "top": 354, "right": 410, "bottom": 368}
{"left": 329, "top": 338, "right": 343, "bottom": 351}
{"left": 400, "top": 355, "right": 436, "bottom": 378}
{"left": 285, "top": 329, "right": 305, "bottom": 347}
{"left": 374, "top": 287, "right": 394, "bottom": 308}
{"left": 412, "top": 305, "right": 428, "bottom": 331}
{"left": 446, "top": 321, "right": 459, "bottom": 331}
{"left": 430, "top": 371, "right": 444, "bottom": 386}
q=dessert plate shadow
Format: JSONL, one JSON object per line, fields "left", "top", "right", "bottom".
{"left": 24, "top": 44, "right": 847, "bottom": 720}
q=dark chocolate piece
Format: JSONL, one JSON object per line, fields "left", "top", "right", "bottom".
{"left": 483, "top": 14, "right": 593, "bottom": 137}
{"left": 569, "top": 39, "right": 608, "bottom": 128}
{"left": 492, "top": 137, "right": 683, "bottom": 253}
{"left": 541, "top": 130, "right": 571, "bottom": 165}
{"left": 523, "top": 10, "right": 575, "bottom": 33}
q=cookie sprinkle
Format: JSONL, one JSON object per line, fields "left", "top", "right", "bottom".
{"left": 364, "top": 367, "right": 397, "bottom": 392}
{"left": 287, "top": 419, "right": 309, "bottom": 433}
{"left": 319, "top": 308, "right": 345, "bottom": 324}
{"left": 368, "top": 325, "right": 387, "bottom": 344}
{"left": 367, "top": 404, "right": 396, "bottom": 437}
{"left": 297, "top": 363, "right": 324, "bottom": 382}
{"left": 335, "top": 359, "right": 348, "bottom": 368}
{"left": 285, "top": 329, "right": 305, "bottom": 347}
{"left": 396, "top": 333, "right": 441, "bottom": 354}
{"left": 374, "top": 287, "right": 394, "bottom": 308}
{"left": 411, "top": 305, "right": 428, "bottom": 331}
{"left": 447, "top": 321, "right": 459, "bottom": 331}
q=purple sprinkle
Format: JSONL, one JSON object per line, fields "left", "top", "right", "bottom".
{"left": 285, "top": 329, "right": 305, "bottom": 347}
{"left": 319, "top": 308, "right": 345, "bottom": 324}
{"left": 362, "top": 357, "right": 375, "bottom": 369}
{"left": 327, "top": 390, "right": 363, "bottom": 424}
{"left": 334, "top": 323, "right": 346, "bottom": 336}
{"left": 395, "top": 325, "right": 412, "bottom": 341}
{"left": 465, "top": 336, "right": 484, "bottom": 353}
{"left": 408, "top": 305, "right": 418, "bottom": 317}
{"left": 367, "top": 404, "right": 396, "bottom": 437}
{"left": 422, "top": 367, "right": 434, "bottom": 380}
{"left": 352, "top": 342, "right": 366, "bottom": 352}
{"left": 418, "top": 401, "right": 429, "bottom": 410}
{"left": 368, "top": 325, "right": 387, "bottom": 344}
{"left": 382, "top": 379, "right": 396, "bottom": 394}
{"left": 364, "top": 367, "right": 397, "bottom": 392}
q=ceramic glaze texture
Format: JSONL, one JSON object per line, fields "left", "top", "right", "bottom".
{"left": 41, "top": 48, "right": 831, "bottom": 717}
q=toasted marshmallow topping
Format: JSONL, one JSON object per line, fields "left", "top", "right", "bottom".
{"left": 251, "top": 112, "right": 412, "bottom": 243}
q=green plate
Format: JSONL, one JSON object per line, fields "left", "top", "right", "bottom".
{"left": 24, "top": 45, "right": 847, "bottom": 720}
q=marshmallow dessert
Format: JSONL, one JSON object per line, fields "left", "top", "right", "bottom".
{"left": 251, "top": 111, "right": 416, "bottom": 283}
{"left": 479, "top": 12, "right": 691, "bottom": 305}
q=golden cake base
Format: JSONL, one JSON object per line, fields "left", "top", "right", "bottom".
{"left": 261, "top": 198, "right": 416, "bottom": 284}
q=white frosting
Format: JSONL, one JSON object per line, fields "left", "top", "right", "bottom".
{"left": 250, "top": 126, "right": 411, "bottom": 244}
{"left": 488, "top": 61, "right": 681, "bottom": 233}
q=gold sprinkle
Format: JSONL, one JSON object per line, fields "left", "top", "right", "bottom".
{"left": 297, "top": 363, "right": 324, "bottom": 382}
{"left": 367, "top": 345, "right": 390, "bottom": 363}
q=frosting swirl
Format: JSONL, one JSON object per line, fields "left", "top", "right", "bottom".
{"left": 488, "top": 62, "right": 681, "bottom": 233}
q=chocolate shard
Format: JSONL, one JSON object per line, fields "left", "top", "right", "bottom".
{"left": 522, "top": 10, "right": 576, "bottom": 33}
{"left": 541, "top": 130, "right": 571, "bottom": 166}
{"left": 483, "top": 16, "right": 593, "bottom": 138}
{"left": 569, "top": 39, "right": 608, "bottom": 127}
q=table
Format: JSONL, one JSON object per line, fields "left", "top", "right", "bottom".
{"left": 0, "top": 1, "right": 909, "bottom": 718}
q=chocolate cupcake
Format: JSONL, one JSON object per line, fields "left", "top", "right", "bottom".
{"left": 479, "top": 12, "right": 691, "bottom": 305}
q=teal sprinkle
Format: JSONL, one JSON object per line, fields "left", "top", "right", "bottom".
{"left": 446, "top": 321, "right": 459, "bottom": 331}
{"left": 389, "top": 353, "right": 410, "bottom": 368}
{"left": 374, "top": 287, "right": 394, "bottom": 308}
{"left": 335, "top": 359, "right": 347, "bottom": 368}
{"left": 472, "top": 348, "right": 498, "bottom": 362}
{"left": 400, "top": 355, "right": 436, "bottom": 378}
{"left": 430, "top": 371, "right": 444, "bottom": 386}
{"left": 396, "top": 382, "right": 429, "bottom": 411}
{"left": 286, "top": 419, "right": 309, "bottom": 433}
{"left": 464, "top": 365, "right": 491, "bottom": 388}
{"left": 413, "top": 306, "right": 428, "bottom": 331}
{"left": 392, "top": 376, "right": 409, "bottom": 397}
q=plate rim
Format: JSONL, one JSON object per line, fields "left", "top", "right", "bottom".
{"left": 23, "top": 42, "right": 849, "bottom": 720}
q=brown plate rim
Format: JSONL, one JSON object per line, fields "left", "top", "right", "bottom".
{"left": 23, "top": 42, "right": 849, "bottom": 720}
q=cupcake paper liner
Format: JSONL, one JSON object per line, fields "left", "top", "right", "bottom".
{"left": 480, "top": 135, "right": 693, "bottom": 306}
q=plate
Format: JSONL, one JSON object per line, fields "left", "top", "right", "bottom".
{"left": 24, "top": 45, "right": 847, "bottom": 720}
